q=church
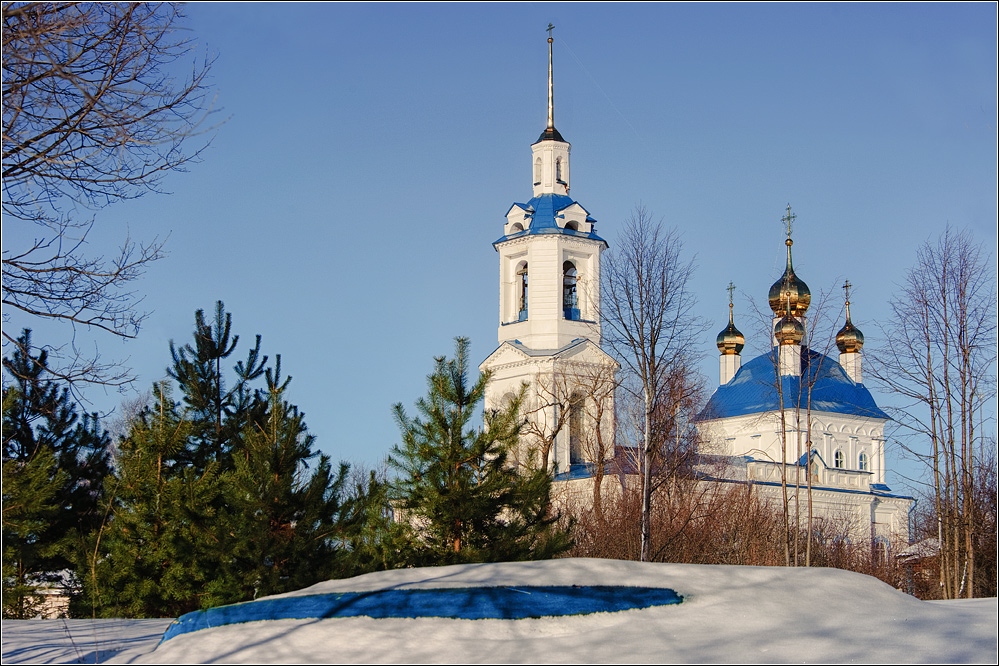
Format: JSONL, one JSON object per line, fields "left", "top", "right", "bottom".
{"left": 693, "top": 214, "right": 914, "bottom": 545}
{"left": 480, "top": 30, "right": 912, "bottom": 545}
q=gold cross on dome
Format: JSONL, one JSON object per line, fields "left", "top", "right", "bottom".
{"left": 782, "top": 204, "right": 796, "bottom": 239}
{"left": 726, "top": 281, "right": 736, "bottom": 306}
{"left": 547, "top": 23, "right": 555, "bottom": 39}
{"left": 843, "top": 279, "right": 852, "bottom": 304}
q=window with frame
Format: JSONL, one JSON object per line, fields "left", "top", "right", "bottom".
{"left": 563, "top": 261, "right": 578, "bottom": 320}
{"left": 517, "top": 263, "right": 528, "bottom": 320}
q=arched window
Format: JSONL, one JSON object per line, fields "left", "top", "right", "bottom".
{"left": 569, "top": 393, "right": 584, "bottom": 465}
{"left": 564, "top": 220, "right": 579, "bottom": 232}
{"left": 510, "top": 222, "right": 524, "bottom": 233}
{"left": 555, "top": 157, "right": 563, "bottom": 183}
{"left": 534, "top": 158, "right": 542, "bottom": 185}
{"left": 517, "top": 263, "right": 528, "bottom": 321}
{"left": 834, "top": 449, "right": 844, "bottom": 468}
{"left": 563, "top": 261, "right": 578, "bottom": 320}
{"left": 858, "top": 451, "right": 869, "bottom": 471}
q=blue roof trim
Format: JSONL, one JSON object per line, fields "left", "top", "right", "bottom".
{"left": 695, "top": 349, "right": 890, "bottom": 422}
{"left": 495, "top": 194, "right": 607, "bottom": 247}
{"left": 555, "top": 459, "right": 914, "bottom": 501}
{"left": 701, "top": 475, "right": 915, "bottom": 501}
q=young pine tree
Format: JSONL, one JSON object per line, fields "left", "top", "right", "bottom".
{"left": 86, "top": 383, "right": 232, "bottom": 617}
{"left": 223, "top": 358, "right": 352, "bottom": 599}
{"left": 389, "top": 337, "right": 571, "bottom": 566}
{"left": 168, "top": 301, "right": 267, "bottom": 472}
{"left": 2, "top": 330, "right": 111, "bottom": 618}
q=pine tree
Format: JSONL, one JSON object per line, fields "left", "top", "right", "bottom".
{"left": 167, "top": 301, "right": 267, "bottom": 471}
{"left": 389, "top": 337, "right": 572, "bottom": 566}
{"left": 2, "top": 330, "right": 111, "bottom": 618}
{"left": 222, "top": 358, "right": 352, "bottom": 598}
{"left": 85, "top": 383, "right": 233, "bottom": 617}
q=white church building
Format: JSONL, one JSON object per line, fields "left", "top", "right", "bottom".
{"left": 694, "top": 217, "right": 914, "bottom": 545}
{"left": 481, "top": 30, "right": 912, "bottom": 545}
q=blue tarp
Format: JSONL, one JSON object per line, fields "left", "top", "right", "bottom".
{"left": 160, "top": 585, "right": 683, "bottom": 643}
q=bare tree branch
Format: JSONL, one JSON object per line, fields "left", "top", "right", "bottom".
{"left": 2, "top": 2, "right": 218, "bottom": 388}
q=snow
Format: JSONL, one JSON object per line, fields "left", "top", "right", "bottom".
{"left": 3, "top": 559, "right": 996, "bottom": 664}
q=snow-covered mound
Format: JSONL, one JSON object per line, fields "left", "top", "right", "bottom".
{"left": 3, "top": 559, "right": 995, "bottom": 664}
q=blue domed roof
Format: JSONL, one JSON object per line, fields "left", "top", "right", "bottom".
{"left": 696, "top": 348, "right": 889, "bottom": 422}
{"left": 494, "top": 194, "right": 606, "bottom": 246}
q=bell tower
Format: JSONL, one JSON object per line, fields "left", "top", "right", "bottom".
{"left": 492, "top": 25, "right": 607, "bottom": 351}
{"left": 480, "top": 26, "right": 618, "bottom": 474}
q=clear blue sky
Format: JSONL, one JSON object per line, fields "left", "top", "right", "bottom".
{"left": 6, "top": 3, "right": 996, "bottom": 493}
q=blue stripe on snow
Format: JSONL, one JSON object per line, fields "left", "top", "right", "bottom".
{"left": 160, "top": 585, "right": 682, "bottom": 643}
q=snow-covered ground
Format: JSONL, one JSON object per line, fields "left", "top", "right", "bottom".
{"left": 3, "top": 559, "right": 996, "bottom": 664}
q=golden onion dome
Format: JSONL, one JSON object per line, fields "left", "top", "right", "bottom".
{"left": 836, "top": 293, "right": 864, "bottom": 353}
{"left": 717, "top": 288, "right": 745, "bottom": 355}
{"left": 717, "top": 319, "right": 745, "bottom": 355}
{"left": 774, "top": 312, "right": 804, "bottom": 346}
{"left": 768, "top": 239, "right": 811, "bottom": 317}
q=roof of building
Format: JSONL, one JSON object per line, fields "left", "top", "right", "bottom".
{"left": 555, "top": 454, "right": 915, "bottom": 501}
{"left": 535, "top": 126, "right": 566, "bottom": 143}
{"left": 495, "top": 194, "right": 606, "bottom": 246}
{"left": 696, "top": 348, "right": 890, "bottom": 422}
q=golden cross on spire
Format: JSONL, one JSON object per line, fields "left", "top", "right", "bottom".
{"left": 782, "top": 203, "right": 796, "bottom": 240}
{"left": 726, "top": 281, "right": 736, "bottom": 306}
{"left": 547, "top": 22, "right": 555, "bottom": 40}
{"left": 842, "top": 279, "right": 852, "bottom": 304}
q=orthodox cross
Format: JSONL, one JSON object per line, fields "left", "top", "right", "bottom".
{"left": 842, "top": 279, "right": 852, "bottom": 304}
{"left": 547, "top": 22, "right": 555, "bottom": 39}
{"left": 782, "top": 204, "right": 796, "bottom": 239}
{"left": 726, "top": 281, "right": 736, "bottom": 307}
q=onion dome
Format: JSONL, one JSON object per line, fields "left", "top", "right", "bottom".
{"left": 717, "top": 285, "right": 745, "bottom": 355}
{"left": 774, "top": 311, "right": 804, "bottom": 346}
{"left": 775, "top": 290, "right": 805, "bottom": 346}
{"left": 768, "top": 237, "right": 811, "bottom": 317}
{"left": 836, "top": 282, "right": 865, "bottom": 353}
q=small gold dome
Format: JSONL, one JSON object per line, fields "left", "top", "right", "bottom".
{"left": 836, "top": 320, "right": 864, "bottom": 353}
{"left": 775, "top": 313, "right": 804, "bottom": 346}
{"left": 717, "top": 320, "right": 745, "bottom": 355}
{"left": 836, "top": 297, "right": 864, "bottom": 353}
{"left": 769, "top": 239, "right": 811, "bottom": 317}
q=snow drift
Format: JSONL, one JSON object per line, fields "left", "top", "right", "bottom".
{"left": 3, "top": 558, "right": 996, "bottom": 664}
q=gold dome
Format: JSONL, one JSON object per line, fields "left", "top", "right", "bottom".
{"left": 775, "top": 313, "right": 804, "bottom": 346}
{"left": 717, "top": 287, "right": 745, "bottom": 355}
{"left": 836, "top": 289, "right": 864, "bottom": 353}
{"left": 768, "top": 238, "right": 811, "bottom": 317}
{"left": 717, "top": 320, "right": 745, "bottom": 355}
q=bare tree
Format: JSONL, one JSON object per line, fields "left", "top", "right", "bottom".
{"left": 518, "top": 362, "right": 573, "bottom": 474}
{"left": 600, "top": 205, "right": 704, "bottom": 561}
{"left": 2, "top": 3, "right": 217, "bottom": 387}
{"left": 871, "top": 226, "right": 996, "bottom": 598}
{"left": 518, "top": 356, "right": 618, "bottom": 482}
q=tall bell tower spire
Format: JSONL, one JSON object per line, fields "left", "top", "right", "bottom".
{"left": 481, "top": 26, "right": 617, "bottom": 475}
{"left": 532, "top": 24, "right": 569, "bottom": 195}
{"left": 547, "top": 23, "right": 555, "bottom": 133}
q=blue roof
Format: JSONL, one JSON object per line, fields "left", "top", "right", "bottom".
{"left": 696, "top": 348, "right": 890, "bottom": 422}
{"left": 495, "top": 193, "right": 606, "bottom": 247}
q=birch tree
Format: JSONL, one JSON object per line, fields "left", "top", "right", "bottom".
{"left": 601, "top": 206, "right": 703, "bottom": 562}
{"left": 872, "top": 226, "right": 996, "bottom": 598}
